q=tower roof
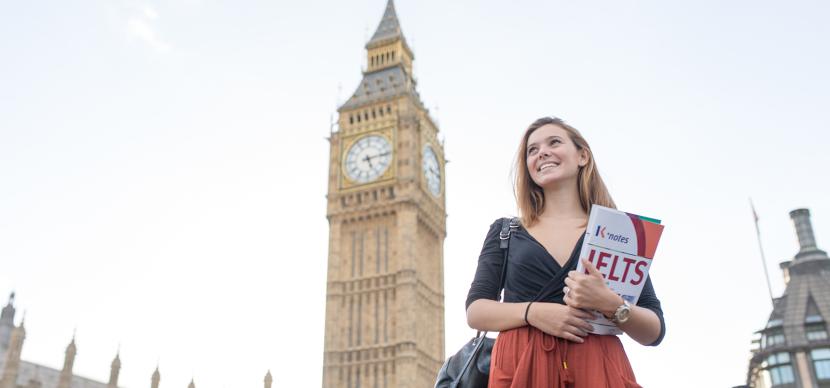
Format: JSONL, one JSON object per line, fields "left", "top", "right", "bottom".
{"left": 751, "top": 209, "right": 830, "bottom": 367}
{"left": 339, "top": 66, "right": 421, "bottom": 111}
{"left": 366, "top": 0, "right": 405, "bottom": 49}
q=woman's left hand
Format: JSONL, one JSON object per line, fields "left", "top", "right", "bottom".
{"left": 564, "top": 259, "right": 623, "bottom": 315}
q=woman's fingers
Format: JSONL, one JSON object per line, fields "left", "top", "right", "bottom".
{"left": 573, "top": 318, "right": 595, "bottom": 333}
{"left": 566, "top": 324, "right": 589, "bottom": 337}
{"left": 569, "top": 307, "right": 594, "bottom": 320}
{"left": 561, "top": 330, "right": 585, "bottom": 343}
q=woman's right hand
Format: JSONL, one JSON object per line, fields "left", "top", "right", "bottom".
{"left": 526, "top": 302, "right": 594, "bottom": 343}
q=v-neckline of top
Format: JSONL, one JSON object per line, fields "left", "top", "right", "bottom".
{"left": 521, "top": 226, "right": 586, "bottom": 270}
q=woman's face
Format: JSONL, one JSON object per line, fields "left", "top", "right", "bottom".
{"left": 525, "top": 124, "right": 588, "bottom": 189}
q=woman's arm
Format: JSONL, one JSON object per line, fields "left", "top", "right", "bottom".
{"left": 467, "top": 299, "right": 595, "bottom": 343}
{"left": 466, "top": 299, "right": 527, "bottom": 332}
{"left": 564, "top": 259, "right": 663, "bottom": 346}
{"left": 617, "top": 305, "right": 662, "bottom": 345}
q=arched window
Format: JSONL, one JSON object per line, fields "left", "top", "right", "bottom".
{"left": 350, "top": 116, "right": 354, "bottom": 124}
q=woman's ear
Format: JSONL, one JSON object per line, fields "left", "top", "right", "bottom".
{"left": 578, "top": 149, "right": 589, "bottom": 167}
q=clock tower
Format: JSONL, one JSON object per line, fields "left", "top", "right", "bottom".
{"left": 322, "top": 1, "right": 447, "bottom": 387}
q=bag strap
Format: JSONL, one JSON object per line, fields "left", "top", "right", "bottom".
{"left": 496, "top": 217, "right": 520, "bottom": 301}
{"left": 474, "top": 217, "right": 519, "bottom": 342}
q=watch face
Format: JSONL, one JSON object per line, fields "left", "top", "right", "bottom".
{"left": 616, "top": 302, "right": 632, "bottom": 323}
{"left": 422, "top": 144, "right": 441, "bottom": 196}
{"left": 344, "top": 135, "right": 393, "bottom": 184}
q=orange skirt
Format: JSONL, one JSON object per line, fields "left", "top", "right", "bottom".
{"left": 489, "top": 326, "right": 641, "bottom": 388}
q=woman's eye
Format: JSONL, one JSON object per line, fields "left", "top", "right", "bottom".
{"left": 550, "top": 139, "right": 561, "bottom": 145}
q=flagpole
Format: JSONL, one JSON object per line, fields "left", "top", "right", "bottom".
{"left": 750, "top": 198, "right": 775, "bottom": 307}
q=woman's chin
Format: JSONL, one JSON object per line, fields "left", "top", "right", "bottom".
{"left": 534, "top": 175, "right": 576, "bottom": 190}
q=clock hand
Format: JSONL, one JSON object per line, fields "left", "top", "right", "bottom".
{"left": 363, "top": 155, "right": 373, "bottom": 168}
{"left": 366, "top": 151, "right": 390, "bottom": 160}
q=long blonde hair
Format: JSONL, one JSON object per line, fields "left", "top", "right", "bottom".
{"left": 514, "top": 117, "right": 616, "bottom": 226}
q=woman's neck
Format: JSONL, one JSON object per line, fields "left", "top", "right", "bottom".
{"left": 540, "top": 179, "right": 587, "bottom": 221}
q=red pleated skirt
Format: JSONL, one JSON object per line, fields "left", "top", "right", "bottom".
{"left": 489, "top": 326, "right": 641, "bottom": 388}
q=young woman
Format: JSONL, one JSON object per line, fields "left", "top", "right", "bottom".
{"left": 465, "top": 117, "right": 665, "bottom": 387}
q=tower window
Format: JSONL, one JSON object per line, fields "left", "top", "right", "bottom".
{"left": 357, "top": 114, "right": 361, "bottom": 123}
{"left": 765, "top": 352, "right": 795, "bottom": 385}
{"left": 372, "top": 109, "right": 376, "bottom": 119}
{"left": 763, "top": 328, "right": 786, "bottom": 348}
{"left": 812, "top": 348, "right": 830, "bottom": 380}
{"left": 807, "top": 323, "right": 828, "bottom": 341}
{"left": 386, "top": 105, "right": 391, "bottom": 113}
{"left": 364, "top": 112, "right": 369, "bottom": 121}
{"left": 392, "top": 51, "right": 395, "bottom": 60}
{"left": 350, "top": 116, "right": 354, "bottom": 124}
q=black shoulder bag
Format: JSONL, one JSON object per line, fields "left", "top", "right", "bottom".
{"left": 434, "top": 217, "right": 519, "bottom": 388}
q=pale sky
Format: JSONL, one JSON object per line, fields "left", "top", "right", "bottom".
{"left": 1, "top": 1, "right": 829, "bottom": 387}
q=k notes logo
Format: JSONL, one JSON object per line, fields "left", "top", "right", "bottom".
{"left": 595, "top": 225, "right": 629, "bottom": 244}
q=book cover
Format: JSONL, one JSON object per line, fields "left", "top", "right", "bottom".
{"left": 575, "top": 205, "right": 665, "bottom": 335}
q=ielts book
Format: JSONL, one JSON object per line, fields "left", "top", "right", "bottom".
{"left": 575, "top": 205, "right": 665, "bottom": 335}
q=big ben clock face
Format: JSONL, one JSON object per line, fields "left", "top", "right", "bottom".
{"left": 422, "top": 144, "right": 441, "bottom": 196}
{"left": 344, "top": 134, "right": 393, "bottom": 184}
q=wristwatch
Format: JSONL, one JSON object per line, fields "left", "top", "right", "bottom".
{"left": 606, "top": 300, "right": 632, "bottom": 324}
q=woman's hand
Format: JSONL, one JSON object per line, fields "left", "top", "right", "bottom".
{"left": 564, "top": 259, "right": 624, "bottom": 316}
{"left": 526, "top": 302, "right": 594, "bottom": 343}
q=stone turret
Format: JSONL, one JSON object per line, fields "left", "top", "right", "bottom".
{"left": 0, "top": 318, "right": 25, "bottom": 388}
{"left": 151, "top": 366, "right": 160, "bottom": 388}
{"left": 57, "top": 335, "right": 77, "bottom": 388}
{"left": 264, "top": 370, "right": 272, "bottom": 388}
{"left": 107, "top": 351, "right": 121, "bottom": 388}
{"left": 0, "top": 293, "right": 16, "bottom": 354}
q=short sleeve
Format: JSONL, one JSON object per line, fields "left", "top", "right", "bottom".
{"left": 636, "top": 276, "right": 666, "bottom": 346}
{"left": 465, "top": 219, "right": 505, "bottom": 310}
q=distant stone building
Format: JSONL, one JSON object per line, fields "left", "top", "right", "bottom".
{"left": 0, "top": 293, "right": 272, "bottom": 388}
{"left": 747, "top": 209, "right": 830, "bottom": 387}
